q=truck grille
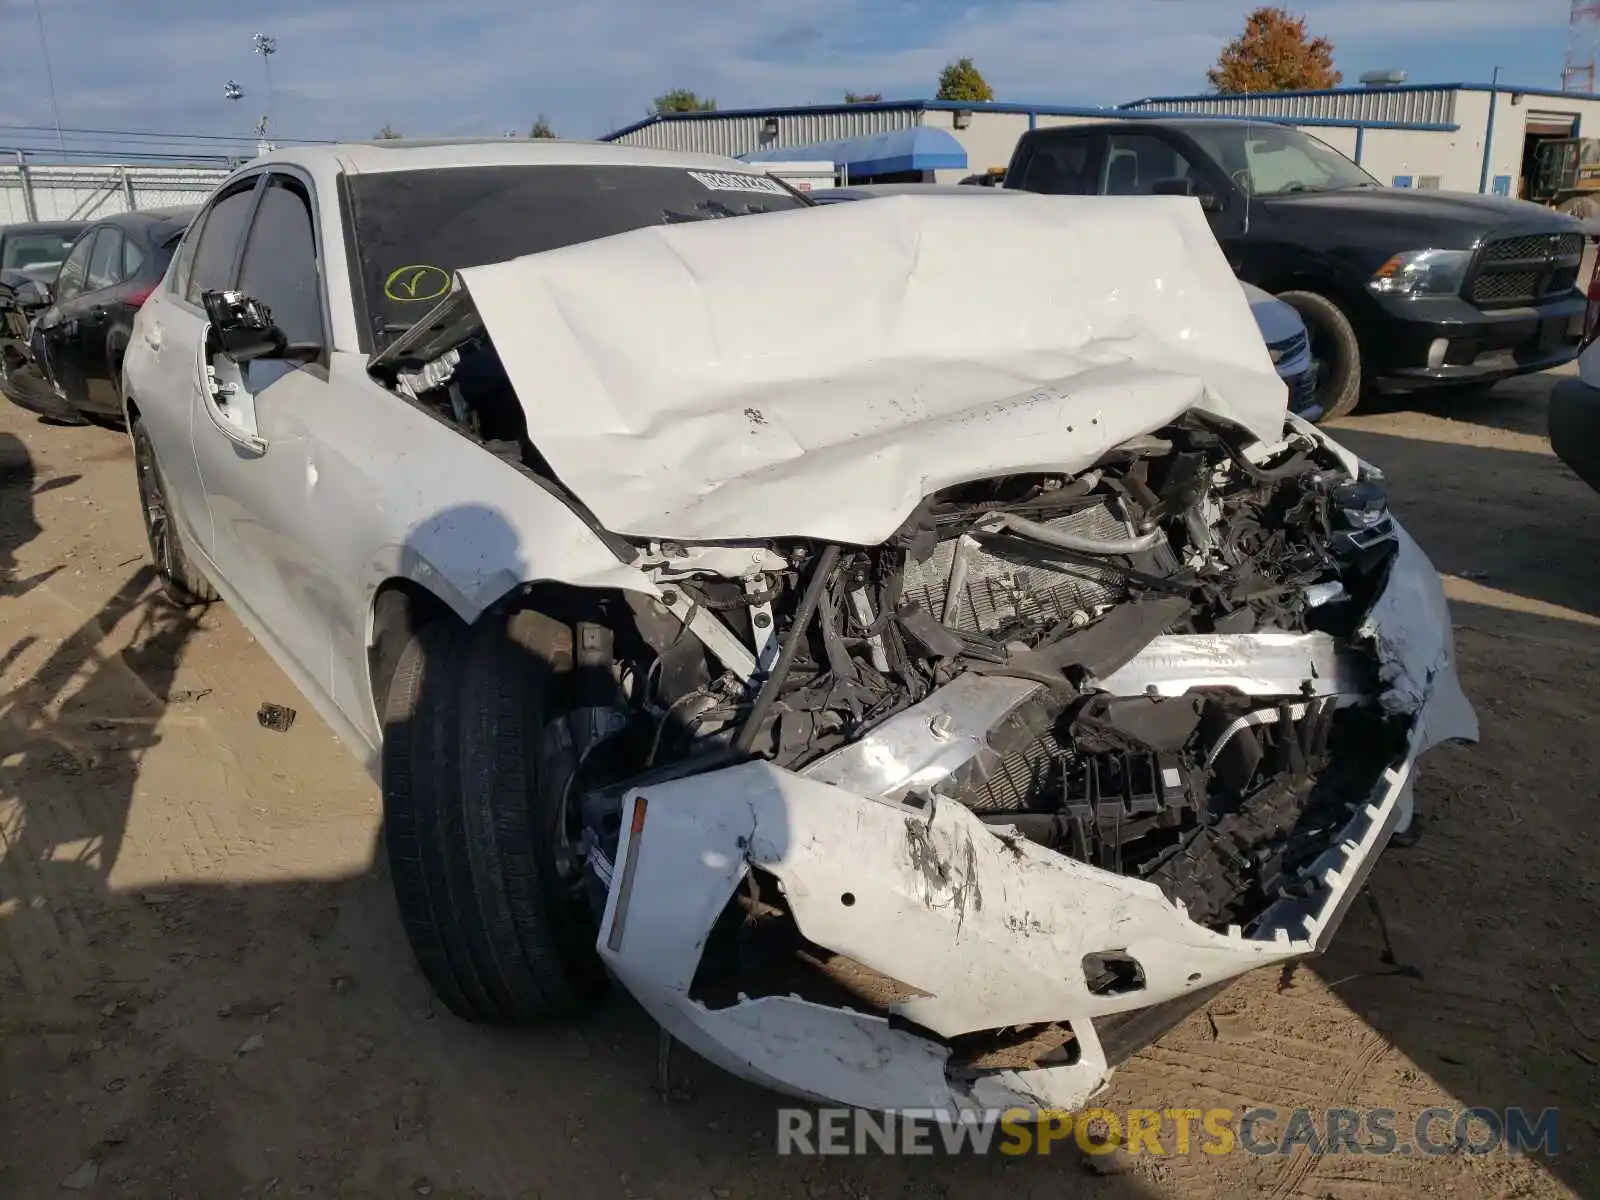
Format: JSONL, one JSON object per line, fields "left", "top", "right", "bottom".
{"left": 1482, "top": 233, "right": 1584, "bottom": 262}
{"left": 1468, "top": 232, "right": 1584, "bottom": 307}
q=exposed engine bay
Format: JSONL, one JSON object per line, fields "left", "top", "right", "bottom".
{"left": 384, "top": 331, "right": 1407, "bottom": 937}
{"left": 598, "top": 415, "right": 1403, "bottom": 929}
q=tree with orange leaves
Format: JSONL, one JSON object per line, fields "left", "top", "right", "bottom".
{"left": 1209, "top": 7, "right": 1341, "bottom": 94}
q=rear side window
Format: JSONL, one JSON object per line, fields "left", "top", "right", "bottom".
{"left": 123, "top": 236, "right": 146, "bottom": 279}
{"left": 86, "top": 229, "right": 123, "bottom": 291}
{"left": 1021, "top": 137, "right": 1094, "bottom": 195}
{"left": 237, "top": 175, "right": 324, "bottom": 346}
{"left": 54, "top": 234, "right": 94, "bottom": 302}
{"left": 185, "top": 179, "right": 260, "bottom": 304}
{"left": 1100, "top": 133, "right": 1201, "bottom": 197}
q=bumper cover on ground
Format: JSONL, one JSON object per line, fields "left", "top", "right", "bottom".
{"left": 594, "top": 526, "right": 1475, "bottom": 1114}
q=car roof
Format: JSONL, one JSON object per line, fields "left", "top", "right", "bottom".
{"left": 0, "top": 220, "right": 88, "bottom": 236}
{"left": 82, "top": 206, "right": 199, "bottom": 242}
{"left": 251, "top": 138, "right": 763, "bottom": 177}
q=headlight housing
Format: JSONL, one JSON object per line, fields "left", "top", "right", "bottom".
{"left": 1367, "top": 249, "right": 1474, "bottom": 298}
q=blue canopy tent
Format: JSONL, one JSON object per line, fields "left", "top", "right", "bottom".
{"left": 739, "top": 127, "right": 968, "bottom": 181}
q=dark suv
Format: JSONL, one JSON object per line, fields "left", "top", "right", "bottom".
{"left": 1004, "top": 119, "right": 1586, "bottom": 419}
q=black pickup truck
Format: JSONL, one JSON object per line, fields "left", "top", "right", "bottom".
{"left": 1004, "top": 119, "right": 1586, "bottom": 419}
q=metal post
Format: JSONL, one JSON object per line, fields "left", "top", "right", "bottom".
{"left": 1478, "top": 66, "right": 1501, "bottom": 194}
{"left": 16, "top": 151, "right": 37, "bottom": 221}
{"left": 1353, "top": 125, "right": 1365, "bottom": 165}
{"left": 120, "top": 166, "right": 136, "bottom": 211}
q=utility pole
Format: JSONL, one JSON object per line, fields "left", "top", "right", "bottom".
{"left": 30, "top": 0, "right": 68, "bottom": 160}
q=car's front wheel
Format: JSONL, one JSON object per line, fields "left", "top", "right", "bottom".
{"left": 1277, "top": 290, "right": 1363, "bottom": 421}
{"left": 381, "top": 610, "right": 607, "bottom": 1023}
{"left": 132, "top": 417, "right": 217, "bottom": 605}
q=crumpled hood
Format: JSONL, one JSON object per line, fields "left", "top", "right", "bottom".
{"left": 456, "top": 193, "right": 1288, "bottom": 544}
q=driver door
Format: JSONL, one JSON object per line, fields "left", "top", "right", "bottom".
{"left": 189, "top": 169, "right": 335, "bottom": 699}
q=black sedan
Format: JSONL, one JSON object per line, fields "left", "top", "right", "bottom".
{"left": 2, "top": 207, "right": 196, "bottom": 425}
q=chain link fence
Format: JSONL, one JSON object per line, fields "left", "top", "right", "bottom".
{"left": 0, "top": 163, "right": 231, "bottom": 224}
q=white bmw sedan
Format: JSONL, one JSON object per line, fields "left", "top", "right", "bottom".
{"left": 122, "top": 139, "right": 1474, "bottom": 1116}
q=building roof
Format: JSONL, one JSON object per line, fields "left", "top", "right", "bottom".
{"left": 607, "top": 80, "right": 1600, "bottom": 146}
{"left": 604, "top": 99, "right": 1123, "bottom": 145}
{"left": 1122, "top": 81, "right": 1600, "bottom": 106}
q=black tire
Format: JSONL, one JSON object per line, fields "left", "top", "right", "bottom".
{"left": 132, "top": 417, "right": 217, "bottom": 606}
{"left": 1277, "top": 290, "right": 1363, "bottom": 422}
{"left": 381, "top": 611, "right": 606, "bottom": 1024}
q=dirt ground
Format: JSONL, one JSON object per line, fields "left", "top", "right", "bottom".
{"left": 1, "top": 374, "right": 1597, "bottom": 1199}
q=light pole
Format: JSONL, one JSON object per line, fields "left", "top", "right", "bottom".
{"left": 224, "top": 80, "right": 248, "bottom": 159}
{"left": 252, "top": 32, "right": 277, "bottom": 144}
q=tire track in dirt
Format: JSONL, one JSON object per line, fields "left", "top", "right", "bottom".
{"left": 1265, "top": 1028, "right": 1391, "bottom": 1199}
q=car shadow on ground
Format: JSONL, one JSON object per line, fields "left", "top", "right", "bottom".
{"left": 1351, "top": 373, "right": 1566, "bottom": 440}
{"left": 0, "top": 430, "right": 75, "bottom": 599}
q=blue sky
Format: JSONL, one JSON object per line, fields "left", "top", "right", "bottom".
{"left": 0, "top": 0, "right": 1577, "bottom": 158}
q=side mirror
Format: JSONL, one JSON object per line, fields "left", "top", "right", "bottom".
{"left": 16, "top": 279, "right": 52, "bottom": 309}
{"left": 202, "top": 288, "right": 286, "bottom": 364}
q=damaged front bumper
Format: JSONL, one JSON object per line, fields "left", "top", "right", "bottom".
{"left": 592, "top": 527, "right": 1476, "bottom": 1115}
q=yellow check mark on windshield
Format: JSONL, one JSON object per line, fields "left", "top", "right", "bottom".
{"left": 383, "top": 265, "right": 450, "bottom": 303}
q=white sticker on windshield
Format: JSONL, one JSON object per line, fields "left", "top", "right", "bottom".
{"left": 687, "top": 170, "right": 788, "bottom": 196}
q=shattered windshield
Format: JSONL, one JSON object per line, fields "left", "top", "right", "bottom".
{"left": 1184, "top": 124, "right": 1379, "bottom": 196}
{"left": 344, "top": 164, "right": 809, "bottom": 347}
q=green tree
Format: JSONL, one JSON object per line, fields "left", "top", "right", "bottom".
{"left": 651, "top": 89, "right": 717, "bottom": 115}
{"left": 529, "top": 114, "right": 557, "bottom": 138}
{"left": 935, "top": 58, "right": 994, "bottom": 102}
{"left": 375, "top": 123, "right": 402, "bottom": 139}
{"left": 1208, "top": 7, "right": 1340, "bottom": 93}
{"left": 844, "top": 91, "right": 883, "bottom": 104}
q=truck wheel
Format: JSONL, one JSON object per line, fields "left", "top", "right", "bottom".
{"left": 381, "top": 611, "right": 607, "bottom": 1024}
{"left": 131, "top": 417, "right": 217, "bottom": 605}
{"left": 1559, "top": 196, "right": 1600, "bottom": 221}
{"left": 1277, "top": 291, "right": 1363, "bottom": 421}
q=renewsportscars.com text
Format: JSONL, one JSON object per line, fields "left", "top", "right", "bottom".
{"left": 776, "top": 1105, "right": 1560, "bottom": 1157}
